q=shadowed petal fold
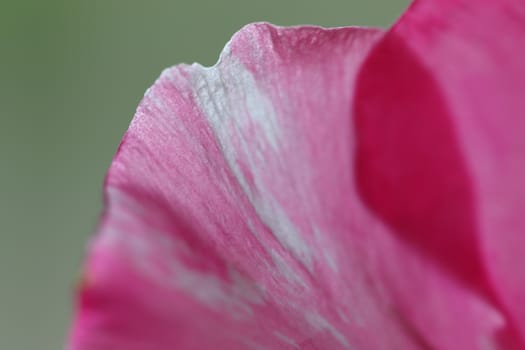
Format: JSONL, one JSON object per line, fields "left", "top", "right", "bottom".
{"left": 355, "top": 0, "right": 525, "bottom": 348}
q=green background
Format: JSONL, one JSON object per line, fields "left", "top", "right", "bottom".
{"left": 0, "top": 1, "right": 409, "bottom": 349}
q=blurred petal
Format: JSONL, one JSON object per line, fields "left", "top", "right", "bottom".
{"left": 355, "top": 0, "right": 525, "bottom": 348}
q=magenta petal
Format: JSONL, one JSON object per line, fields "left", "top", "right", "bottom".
{"left": 69, "top": 3, "right": 525, "bottom": 348}
{"left": 69, "top": 24, "right": 416, "bottom": 350}
{"left": 355, "top": 0, "right": 525, "bottom": 348}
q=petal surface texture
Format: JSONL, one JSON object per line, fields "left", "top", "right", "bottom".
{"left": 69, "top": 0, "right": 525, "bottom": 347}
{"left": 70, "top": 24, "right": 404, "bottom": 350}
{"left": 355, "top": 0, "right": 525, "bottom": 349}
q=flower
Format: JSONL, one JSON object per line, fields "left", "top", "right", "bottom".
{"left": 68, "top": 0, "right": 525, "bottom": 349}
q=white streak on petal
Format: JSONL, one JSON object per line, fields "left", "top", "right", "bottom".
{"left": 190, "top": 56, "right": 312, "bottom": 271}
{"left": 99, "top": 189, "right": 263, "bottom": 321}
{"left": 269, "top": 249, "right": 307, "bottom": 291}
{"left": 273, "top": 331, "right": 300, "bottom": 349}
{"left": 313, "top": 226, "right": 339, "bottom": 273}
{"left": 337, "top": 309, "right": 351, "bottom": 325}
{"left": 306, "top": 312, "right": 350, "bottom": 349}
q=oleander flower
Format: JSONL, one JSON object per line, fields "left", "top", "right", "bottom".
{"left": 68, "top": 0, "right": 525, "bottom": 349}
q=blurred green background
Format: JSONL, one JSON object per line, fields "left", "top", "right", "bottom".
{"left": 0, "top": 1, "right": 408, "bottom": 349}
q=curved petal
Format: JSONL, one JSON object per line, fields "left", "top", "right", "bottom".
{"left": 355, "top": 0, "right": 525, "bottom": 348}
{"left": 67, "top": 23, "right": 439, "bottom": 350}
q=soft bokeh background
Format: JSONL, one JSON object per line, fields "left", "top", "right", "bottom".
{"left": 0, "top": 1, "right": 409, "bottom": 349}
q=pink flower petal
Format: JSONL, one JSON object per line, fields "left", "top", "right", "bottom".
{"left": 70, "top": 24, "right": 407, "bottom": 350}
{"left": 355, "top": 0, "right": 525, "bottom": 348}
{"left": 69, "top": 1, "right": 525, "bottom": 348}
